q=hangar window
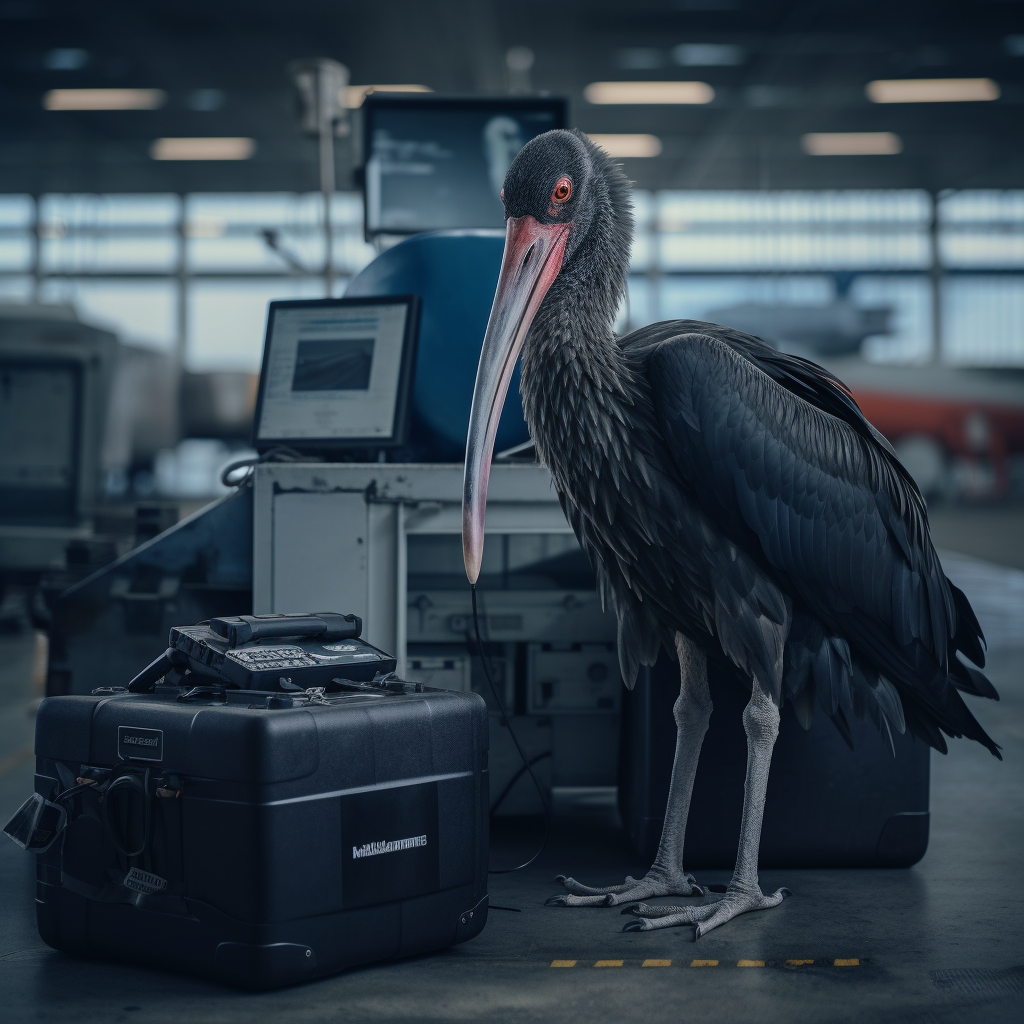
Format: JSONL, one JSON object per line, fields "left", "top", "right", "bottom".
{"left": 625, "top": 188, "right": 1024, "bottom": 367}
{"left": 0, "top": 189, "right": 1022, "bottom": 370}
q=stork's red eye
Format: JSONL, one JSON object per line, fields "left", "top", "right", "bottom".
{"left": 551, "top": 177, "right": 572, "bottom": 203}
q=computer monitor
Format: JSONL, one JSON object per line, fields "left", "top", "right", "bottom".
{"left": 252, "top": 296, "right": 420, "bottom": 453}
{"left": 362, "top": 94, "right": 568, "bottom": 239}
{"left": 0, "top": 359, "right": 81, "bottom": 524}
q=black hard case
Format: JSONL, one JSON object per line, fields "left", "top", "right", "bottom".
{"left": 33, "top": 684, "right": 489, "bottom": 989}
{"left": 619, "top": 656, "right": 929, "bottom": 869}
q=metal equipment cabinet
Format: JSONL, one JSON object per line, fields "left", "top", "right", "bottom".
{"left": 253, "top": 463, "right": 622, "bottom": 811}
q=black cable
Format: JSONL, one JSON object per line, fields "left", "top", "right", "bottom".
{"left": 471, "top": 583, "right": 550, "bottom": 874}
{"left": 489, "top": 751, "right": 552, "bottom": 815}
{"left": 220, "top": 445, "right": 307, "bottom": 488}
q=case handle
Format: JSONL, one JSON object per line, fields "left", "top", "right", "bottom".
{"left": 208, "top": 612, "right": 362, "bottom": 645}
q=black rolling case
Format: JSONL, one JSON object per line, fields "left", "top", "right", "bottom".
{"left": 9, "top": 615, "right": 490, "bottom": 989}
{"left": 619, "top": 654, "right": 929, "bottom": 869}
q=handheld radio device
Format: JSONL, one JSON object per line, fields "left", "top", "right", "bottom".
{"left": 125, "top": 612, "right": 396, "bottom": 694}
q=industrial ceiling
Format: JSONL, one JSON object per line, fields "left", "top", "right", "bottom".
{"left": 1, "top": 0, "right": 1023, "bottom": 194}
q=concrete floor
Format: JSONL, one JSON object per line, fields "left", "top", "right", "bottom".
{"left": 1, "top": 522, "right": 1022, "bottom": 1023}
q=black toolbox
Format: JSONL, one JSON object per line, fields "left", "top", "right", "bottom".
{"left": 26, "top": 674, "right": 489, "bottom": 988}
{"left": 619, "top": 654, "right": 930, "bottom": 869}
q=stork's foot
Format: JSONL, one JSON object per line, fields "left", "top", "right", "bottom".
{"left": 620, "top": 884, "right": 791, "bottom": 936}
{"left": 545, "top": 870, "right": 704, "bottom": 908}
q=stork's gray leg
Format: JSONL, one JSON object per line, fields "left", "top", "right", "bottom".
{"left": 547, "top": 634, "right": 711, "bottom": 908}
{"left": 622, "top": 676, "right": 790, "bottom": 934}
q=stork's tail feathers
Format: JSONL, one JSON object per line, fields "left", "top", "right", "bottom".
{"left": 783, "top": 612, "right": 1001, "bottom": 760}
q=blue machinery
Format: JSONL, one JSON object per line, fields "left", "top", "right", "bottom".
{"left": 347, "top": 231, "right": 529, "bottom": 462}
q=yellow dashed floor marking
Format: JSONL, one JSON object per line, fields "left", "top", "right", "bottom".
{"left": 548, "top": 957, "right": 861, "bottom": 968}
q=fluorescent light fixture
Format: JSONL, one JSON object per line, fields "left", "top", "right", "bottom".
{"left": 150, "top": 137, "right": 255, "bottom": 161}
{"left": 866, "top": 78, "right": 1000, "bottom": 103}
{"left": 44, "top": 48, "right": 89, "bottom": 71}
{"left": 617, "top": 48, "right": 663, "bottom": 70}
{"left": 188, "top": 88, "right": 225, "bottom": 112}
{"left": 802, "top": 132, "right": 902, "bottom": 156}
{"left": 672, "top": 43, "right": 744, "bottom": 66}
{"left": 44, "top": 88, "right": 166, "bottom": 111}
{"left": 344, "top": 84, "right": 432, "bottom": 108}
{"left": 584, "top": 81, "right": 714, "bottom": 105}
{"left": 587, "top": 133, "right": 663, "bottom": 158}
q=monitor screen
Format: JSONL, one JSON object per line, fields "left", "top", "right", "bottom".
{"left": 252, "top": 297, "right": 419, "bottom": 452}
{"left": 362, "top": 95, "right": 568, "bottom": 238}
{"left": 0, "top": 360, "right": 80, "bottom": 524}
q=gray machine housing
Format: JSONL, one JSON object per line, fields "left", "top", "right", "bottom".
{"left": 253, "top": 462, "right": 623, "bottom": 814}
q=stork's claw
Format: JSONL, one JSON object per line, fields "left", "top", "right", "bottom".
{"left": 618, "top": 885, "right": 791, "bottom": 935}
{"left": 545, "top": 892, "right": 616, "bottom": 907}
{"left": 546, "top": 871, "right": 705, "bottom": 908}
{"left": 620, "top": 903, "right": 693, "bottom": 918}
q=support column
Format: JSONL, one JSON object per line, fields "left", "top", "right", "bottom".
{"left": 929, "top": 190, "right": 943, "bottom": 363}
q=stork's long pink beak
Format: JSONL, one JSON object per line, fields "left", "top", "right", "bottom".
{"left": 463, "top": 215, "right": 571, "bottom": 584}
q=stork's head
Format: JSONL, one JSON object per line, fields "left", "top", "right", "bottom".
{"left": 462, "top": 129, "right": 632, "bottom": 583}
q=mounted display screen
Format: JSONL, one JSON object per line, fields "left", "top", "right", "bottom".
{"left": 362, "top": 94, "right": 568, "bottom": 238}
{"left": 0, "top": 360, "right": 80, "bottom": 524}
{"left": 252, "top": 296, "right": 420, "bottom": 452}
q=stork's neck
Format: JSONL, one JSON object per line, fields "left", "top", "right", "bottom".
{"left": 519, "top": 200, "right": 637, "bottom": 472}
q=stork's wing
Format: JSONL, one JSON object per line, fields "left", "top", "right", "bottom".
{"left": 645, "top": 328, "right": 998, "bottom": 754}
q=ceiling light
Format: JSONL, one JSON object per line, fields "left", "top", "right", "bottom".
{"left": 150, "top": 137, "right": 255, "bottom": 161}
{"left": 44, "top": 48, "right": 89, "bottom": 71}
{"left": 616, "top": 48, "right": 663, "bottom": 70}
{"left": 187, "top": 88, "right": 225, "bottom": 112}
{"left": 672, "top": 43, "right": 744, "bottom": 67}
{"left": 44, "top": 88, "right": 166, "bottom": 110}
{"left": 584, "top": 81, "right": 714, "bottom": 105}
{"left": 866, "top": 78, "right": 1000, "bottom": 103}
{"left": 802, "top": 132, "right": 902, "bottom": 156}
{"left": 344, "top": 84, "right": 432, "bottom": 108}
{"left": 587, "top": 133, "right": 663, "bottom": 158}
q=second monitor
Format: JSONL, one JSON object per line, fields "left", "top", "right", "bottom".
{"left": 362, "top": 94, "right": 568, "bottom": 239}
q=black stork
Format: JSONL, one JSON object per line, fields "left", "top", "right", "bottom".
{"left": 462, "top": 129, "right": 1001, "bottom": 937}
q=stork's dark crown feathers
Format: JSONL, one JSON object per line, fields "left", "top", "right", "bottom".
{"left": 502, "top": 129, "right": 634, "bottom": 279}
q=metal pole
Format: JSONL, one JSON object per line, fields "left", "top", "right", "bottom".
{"left": 286, "top": 58, "right": 348, "bottom": 296}
{"left": 320, "top": 121, "right": 335, "bottom": 296}
{"left": 174, "top": 194, "right": 188, "bottom": 444}
{"left": 31, "top": 194, "right": 41, "bottom": 302}
{"left": 175, "top": 194, "right": 188, "bottom": 373}
{"left": 929, "top": 190, "right": 943, "bottom": 363}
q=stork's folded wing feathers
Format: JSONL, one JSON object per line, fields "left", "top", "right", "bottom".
{"left": 646, "top": 330, "right": 1000, "bottom": 757}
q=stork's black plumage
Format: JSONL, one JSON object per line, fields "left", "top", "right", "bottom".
{"left": 463, "top": 128, "right": 1000, "bottom": 935}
